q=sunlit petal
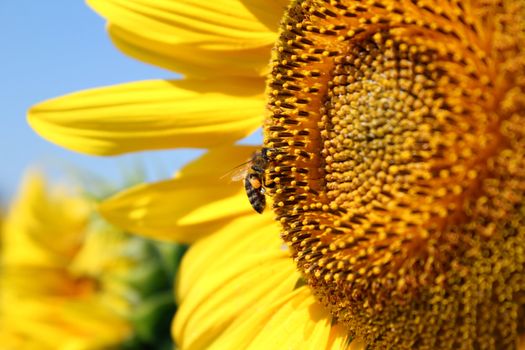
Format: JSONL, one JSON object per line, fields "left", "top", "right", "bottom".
{"left": 88, "top": 0, "right": 286, "bottom": 77}
{"left": 176, "top": 213, "right": 282, "bottom": 302}
{"left": 205, "top": 287, "right": 354, "bottom": 350}
{"left": 2, "top": 171, "right": 90, "bottom": 268}
{"left": 246, "top": 288, "right": 352, "bottom": 350}
{"left": 28, "top": 78, "right": 264, "bottom": 155}
{"left": 100, "top": 146, "right": 258, "bottom": 242}
{"left": 175, "top": 251, "right": 297, "bottom": 350}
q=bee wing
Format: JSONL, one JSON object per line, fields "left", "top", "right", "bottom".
{"left": 220, "top": 162, "right": 251, "bottom": 182}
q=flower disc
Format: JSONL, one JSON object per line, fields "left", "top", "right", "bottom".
{"left": 264, "top": 0, "right": 525, "bottom": 348}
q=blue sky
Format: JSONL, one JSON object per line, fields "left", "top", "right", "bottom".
{"left": 0, "top": 1, "right": 260, "bottom": 202}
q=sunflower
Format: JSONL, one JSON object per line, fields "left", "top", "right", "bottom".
{"left": 0, "top": 171, "right": 132, "bottom": 349}
{"left": 28, "top": 0, "right": 525, "bottom": 349}
{"left": 0, "top": 171, "right": 180, "bottom": 349}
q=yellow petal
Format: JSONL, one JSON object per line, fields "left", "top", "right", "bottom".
{"left": 99, "top": 146, "right": 259, "bottom": 242}
{"left": 173, "top": 211, "right": 305, "bottom": 350}
{"left": 205, "top": 287, "right": 351, "bottom": 350}
{"left": 28, "top": 78, "right": 264, "bottom": 156}
{"left": 175, "top": 144, "right": 259, "bottom": 179}
{"left": 88, "top": 0, "right": 285, "bottom": 77}
{"left": 100, "top": 181, "right": 249, "bottom": 243}
{"left": 2, "top": 171, "right": 90, "bottom": 268}
{"left": 175, "top": 251, "right": 298, "bottom": 350}
{"left": 1, "top": 295, "right": 130, "bottom": 349}
{"left": 246, "top": 287, "right": 351, "bottom": 350}
{"left": 176, "top": 213, "right": 283, "bottom": 302}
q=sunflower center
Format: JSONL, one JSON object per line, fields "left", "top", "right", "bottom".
{"left": 264, "top": 1, "right": 525, "bottom": 348}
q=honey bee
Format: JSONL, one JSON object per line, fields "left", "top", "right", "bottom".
{"left": 228, "top": 148, "right": 272, "bottom": 213}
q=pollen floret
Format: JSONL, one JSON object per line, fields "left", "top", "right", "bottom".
{"left": 264, "top": 1, "right": 525, "bottom": 348}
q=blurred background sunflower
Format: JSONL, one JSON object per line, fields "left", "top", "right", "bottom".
{"left": 0, "top": 170, "right": 184, "bottom": 349}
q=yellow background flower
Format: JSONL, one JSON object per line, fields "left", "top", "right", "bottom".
{"left": 0, "top": 171, "right": 182, "bottom": 349}
{"left": 0, "top": 172, "right": 131, "bottom": 349}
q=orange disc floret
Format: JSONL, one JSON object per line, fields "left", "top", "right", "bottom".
{"left": 264, "top": 0, "right": 525, "bottom": 348}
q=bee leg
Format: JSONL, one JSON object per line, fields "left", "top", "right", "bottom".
{"left": 263, "top": 178, "right": 276, "bottom": 189}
